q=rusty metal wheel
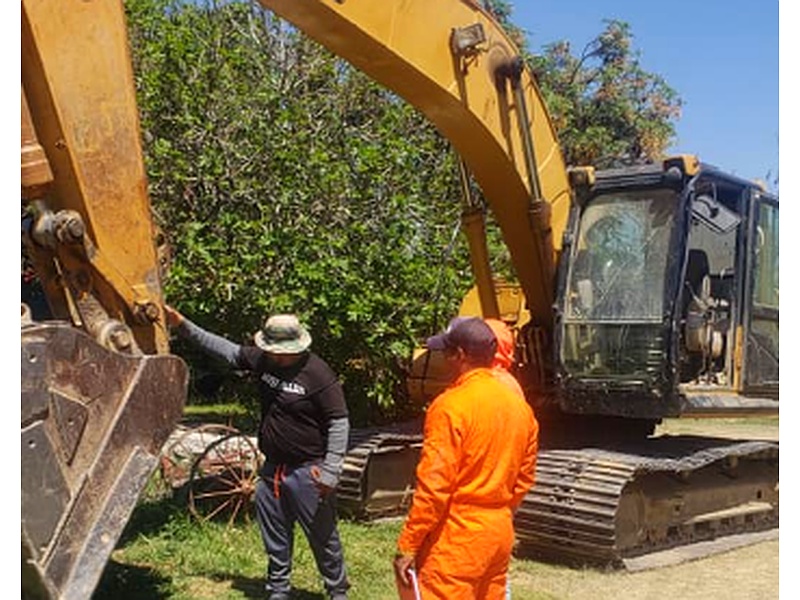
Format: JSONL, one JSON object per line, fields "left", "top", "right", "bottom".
{"left": 159, "top": 423, "right": 240, "bottom": 491}
{"left": 188, "top": 431, "right": 262, "bottom": 526}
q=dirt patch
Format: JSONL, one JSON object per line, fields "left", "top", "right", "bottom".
{"left": 510, "top": 537, "right": 778, "bottom": 599}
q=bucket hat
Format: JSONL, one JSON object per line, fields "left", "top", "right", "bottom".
{"left": 253, "top": 314, "right": 312, "bottom": 354}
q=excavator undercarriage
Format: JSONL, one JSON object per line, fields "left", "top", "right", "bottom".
{"left": 337, "top": 424, "right": 778, "bottom": 568}
{"left": 515, "top": 436, "right": 778, "bottom": 567}
{"left": 338, "top": 423, "right": 424, "bottom": 521}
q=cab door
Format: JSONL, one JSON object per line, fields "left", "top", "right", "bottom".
{"left": 741, "top": 192, "right": 779, "bottom": 396}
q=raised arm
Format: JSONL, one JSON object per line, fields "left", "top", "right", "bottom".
{"left": 165, "top": 304, "right": 243, "bottom": 367}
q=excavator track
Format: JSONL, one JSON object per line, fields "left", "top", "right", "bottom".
{"left": 338, "top": 425, "right": 778, "bottom": 568}
{"left": 338, "top": 422, "right": 424, "bottom": 520}
{"left": 514, "top": 436, "right": 778, "bottom": 567}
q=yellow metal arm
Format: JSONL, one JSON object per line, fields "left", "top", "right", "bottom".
{"left": 257, "top": 0, "right": 571, "bottom": 324}
{"left": 22, "top": 0, "right": 169, "bottom": 353}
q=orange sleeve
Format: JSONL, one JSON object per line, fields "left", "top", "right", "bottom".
{"left": 511, "top": 412, "right": 539, "bottom": 509}
{"left": 396, "top": 395, "right": 461, "bottom": 554}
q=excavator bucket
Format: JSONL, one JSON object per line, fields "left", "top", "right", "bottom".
{"left": 21, "top": 321, "right": 187, "bottom": 600}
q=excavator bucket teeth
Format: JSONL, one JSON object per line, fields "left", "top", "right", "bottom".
{"left": 21, "top": 322, "right": 188, "bottom": 600}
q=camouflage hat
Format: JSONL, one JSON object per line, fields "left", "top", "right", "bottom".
{"left": 254, "top": 314, "right": 312, "bottom": 354}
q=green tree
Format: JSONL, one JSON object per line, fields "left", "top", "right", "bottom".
{"left": 473, "top": 5, "right": 682, "bottom": 166}
{"left": 126, "top": 0, "right": 471, "bottom": 424}
{"left": 123, "top": 1, "right": 682, "bottom": 424}
{"left": 527, "top": 20, "right": 682, "bottom": 167}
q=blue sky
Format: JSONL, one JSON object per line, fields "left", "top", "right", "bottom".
{"left": 511, "top": 0, "right": 779, "bottom": 189}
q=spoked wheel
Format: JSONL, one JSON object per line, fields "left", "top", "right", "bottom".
{"left": 159, "top": 423, "right": 241, "bottom": 491}
{"left": 188, "top": 431, "right": 263, "bottom": 526}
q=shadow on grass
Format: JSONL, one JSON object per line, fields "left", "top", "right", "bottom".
{"left": 229, "top": 575, "right": 324, "bottom": 599}
{"left": 92, "top": 560, "right": 171, "bottom": 599}
{"left": 117, "top": 493, "right": 188, "bottom": 546}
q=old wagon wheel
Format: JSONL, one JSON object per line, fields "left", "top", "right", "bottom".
{"left": 188, "top": 431, "right": 262, "bottom": 526}
{"left": 158, "top": 423, "right": 240, "bottom": 492}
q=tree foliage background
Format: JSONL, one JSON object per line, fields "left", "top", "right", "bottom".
{"left": 124, "top": 0, "right": 681, "bottom": 425}
{"left": 483, "top": 1, "right": 682, "bottom": 168}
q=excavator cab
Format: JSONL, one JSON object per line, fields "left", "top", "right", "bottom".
{"left": 555, "top": 157, "right": 779, "bottom": 421}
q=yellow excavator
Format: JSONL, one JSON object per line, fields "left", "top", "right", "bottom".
{"left": 256, "top": 0, "right": 779, "bottom": 567}
{"left": 21, "top": 0, "right": 777, "bottom": 598}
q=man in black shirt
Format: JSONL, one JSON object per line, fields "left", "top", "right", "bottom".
{"left": 165, "top": 306, "right": 350, "bottom": 600}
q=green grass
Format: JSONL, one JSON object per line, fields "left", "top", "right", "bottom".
{"left": 94, "top": 487, "right": 558, "bottom": 600}
{"left": 94, "top": 487, "right": 406, "bottom": 600}
{"left": 95, "top": 411, "right": 777, "bottom": 599}
{"left": 181, "top": 403, "right": 259, "bottom": 433}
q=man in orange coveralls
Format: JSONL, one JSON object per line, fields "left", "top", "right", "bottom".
{"left": 393, "top": 317, "right": 539, "bottom": 599}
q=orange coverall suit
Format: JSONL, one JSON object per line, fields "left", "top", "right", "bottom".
{"left": 397, "top": 368, "right": 539, "bottom": 599}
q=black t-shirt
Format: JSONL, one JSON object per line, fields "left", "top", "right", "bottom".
{"left": 237, "top": 347, "right": 348, "bottom": 465}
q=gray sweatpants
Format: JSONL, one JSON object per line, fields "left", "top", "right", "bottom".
{"left": 255, "top": 461, "right": 349, "bottom": 597}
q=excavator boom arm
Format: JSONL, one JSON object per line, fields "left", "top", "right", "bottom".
{"left": 21, "top": 3, "right": 187, "bottom": 598}
{"left": 22, "top": 0, "right": 169, "bottom": 354}
{"left": 257, "top": 0, "right": 571, "bottom": 323}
